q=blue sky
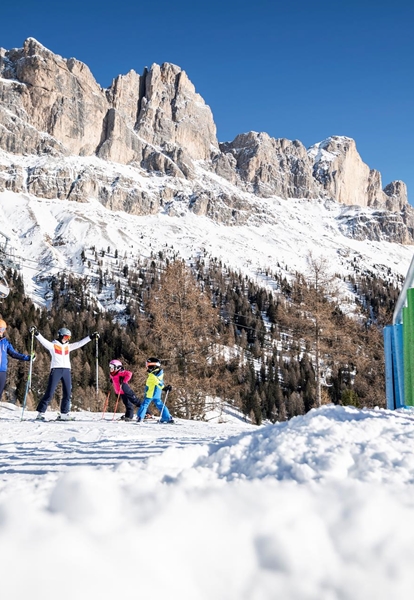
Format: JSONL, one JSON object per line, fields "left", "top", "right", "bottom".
{"left": 2, "top": 0, "right": 413, "bottom": 202}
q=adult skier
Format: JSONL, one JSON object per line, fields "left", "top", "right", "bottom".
{"left": 136, "top": 357, "right": 173, "bottom": 423}
{"left": 0, "top": 318, "right": 33, "bottom": 401}
{"left": 30, "top": 326, "right": 99, "bottom": 420}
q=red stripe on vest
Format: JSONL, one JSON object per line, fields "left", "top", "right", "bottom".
{"left": 54, "top": 344, "right": 69, "bottom": 355}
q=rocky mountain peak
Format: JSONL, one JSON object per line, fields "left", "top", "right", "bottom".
{"left": 0, "top": 38, "right": 412, "bottom": 243}
{"left": 309, "top": 135, "right": 408, "bottom": 213}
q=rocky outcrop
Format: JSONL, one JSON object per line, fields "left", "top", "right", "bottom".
{"left": 0, "top": 38, "right": 217, "bottom": 171}
{"left": 1, "top": 39, "right": 107, "bottom": 156}
{"left": 136, "top": 63, "right": 218, "bottom": 161}
{"left": 383, "top": 180, "right": 408, "bottom": 212}
{"left": 337, "top": 206, "right": 412, "bottom": 244}
{"left": 308, "top": 136, "right": 407, "bottom": 211}
{"left": 218, "top": 132, "right": 320, "bottom": 199}
{"left": 0, "top": 38, "right": 413, "bottom": 243}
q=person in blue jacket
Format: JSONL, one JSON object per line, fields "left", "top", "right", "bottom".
{"left": 136, "top": 357, "right": 173, "bottom": 423}
{"left": 0, "top": 318, "right": 32, "bottom": 401}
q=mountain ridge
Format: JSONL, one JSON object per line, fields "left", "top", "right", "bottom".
{"left": 0, "top": 37, "right": 413, "bottom": 313}
{"left": 0, "top": 37, "right": 413, "bottom": 245}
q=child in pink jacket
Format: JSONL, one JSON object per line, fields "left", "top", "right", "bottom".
{"left": 109, "top": 359, "right": 151, "bottom": 421}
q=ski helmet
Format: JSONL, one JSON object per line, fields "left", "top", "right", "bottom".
{"left": 146, "top": 357, "right": 161, "bottom": 372}
{"left": 109, "top": 359, "right": 123, "bottom": 372}
{"left": 57, "top": 327, "right": 71, "bottom": 342}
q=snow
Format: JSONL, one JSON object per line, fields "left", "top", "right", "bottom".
{"left": 1, "top": 402, "right": 414, "bottom": 599}
{"left": 307, "top": 136, "right": 354, "bottom": 163}
{"left": 1, "top": 155, "right": 414, "bottom": 597}
{"left": 0, "top": 187, "right": 412, "bottom": 312}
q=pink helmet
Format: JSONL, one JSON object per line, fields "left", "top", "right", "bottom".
{"left": 109, "top": 359, "right": 123, "bottom": 372}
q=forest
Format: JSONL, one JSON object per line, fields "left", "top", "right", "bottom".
{"left": 0, "top": 250, "right": 401, "bottom": 424}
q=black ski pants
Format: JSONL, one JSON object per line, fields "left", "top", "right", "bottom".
{"left": 120, "top": 383, "right": 141, "bottom": 419}
{"left": 37, "top": 368, "right": 72, "bottom": 414}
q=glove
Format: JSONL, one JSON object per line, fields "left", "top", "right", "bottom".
{"left": 90, "top": 331, "right": 100, "bottom": 340}
{"left": 29, "top": 326, "right": 38, "bottom": 336}
{"left": 31, "top": 353, "right": 36, "bottom": 362}
{"left": 164, "top": 385, "right": 172, "bottom": 393}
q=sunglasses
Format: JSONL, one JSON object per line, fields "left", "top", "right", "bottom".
{"left": 0, "top": 327, "right": 6, "bottom": 332}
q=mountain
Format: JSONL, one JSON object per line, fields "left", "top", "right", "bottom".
{"left": 0, "top": 37, "right": 413, "bottom": 310}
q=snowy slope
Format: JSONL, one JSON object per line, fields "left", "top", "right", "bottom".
{"left": 0, "top": 186, "right": 412, "bottom": 310}
{"left": 1, "top": 403, "right": 414, "bottom": 599}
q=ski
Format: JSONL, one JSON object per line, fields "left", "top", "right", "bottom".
{"left": 31, "top": 415, "right": 76, "bottom": 422}
{"left": 31, "top": 418, "right": 76, "bottom": 422}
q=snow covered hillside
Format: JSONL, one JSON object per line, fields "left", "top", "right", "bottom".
{"left": 0, "top": 187, "right": 412, "bottom": 311}
{"left": 1, "top": 403, "right": 414, "bottom": 599}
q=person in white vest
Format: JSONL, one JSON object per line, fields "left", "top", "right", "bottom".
{"left": 29, "top": 326, "right": 99, "bottom": 421}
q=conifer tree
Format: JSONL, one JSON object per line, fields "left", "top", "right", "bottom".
{"left": 141, "top": 260, "right": 222, "bottom": 419}
{"left": 298, "top": 252, "right": 338, "bottom": 407}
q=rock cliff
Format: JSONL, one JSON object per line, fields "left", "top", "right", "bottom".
{"left": 0, "top": 38, "right": 412, "bottom": 242}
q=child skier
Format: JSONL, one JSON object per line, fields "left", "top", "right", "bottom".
{"left": 108, "top": 359, "right": 145, "bottom": 421}
{"left": 136, "top": 357, "right": 173, "bottom": 423}
{"left": 30, "top": 326, "right": 99, "bottom": 420}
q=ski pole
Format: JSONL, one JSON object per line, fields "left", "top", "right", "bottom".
{"left": 21, "top": 368, "right": 32, "bottom": 421}
{"left": 21, "top": 329, "right": 35, "bottom": 421}
{"left": 101, "top": 391, "right": 110, "bottom": 419}
{"left": 112, "top": 391, "right": 121, "bottom": 421}
{"left": 158, "top": 390, "right": 169, "bottom": 423}
{"left": 95, "top": 336, "right": 99, "bottom": 400}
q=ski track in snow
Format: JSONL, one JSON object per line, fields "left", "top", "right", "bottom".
{"left": 0, "top": 407, "right": 253, "bottom": 507}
